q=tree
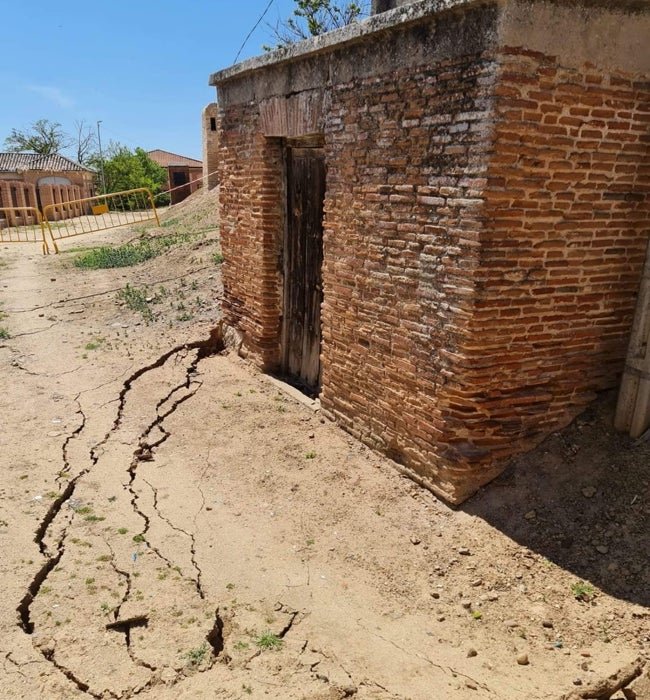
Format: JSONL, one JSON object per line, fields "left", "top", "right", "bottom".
{"left": 3, "top": 119, "right": 72, "bottom": 155}
{"left": 73, "top": 120, "right": 98, "bottom": 166}
{"left": 89, "top": 143, "right": 167, "bottom": 197}
{"left": 265, "top": 0, "right": 368, "bottom": 49}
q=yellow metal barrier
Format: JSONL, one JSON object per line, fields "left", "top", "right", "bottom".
{"left": 0, "top": 207, "right": 52, "bottom": 254}
{"left": 43, "top": 188, "right": 161, "bottom": 252}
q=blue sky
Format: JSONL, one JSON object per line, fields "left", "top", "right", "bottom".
{"left": 0, "top": 1, "right": 309, "bottom": 161}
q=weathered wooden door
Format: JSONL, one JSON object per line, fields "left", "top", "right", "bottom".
{"left": 283, "top": 145, "right": 325, "bottom": 394}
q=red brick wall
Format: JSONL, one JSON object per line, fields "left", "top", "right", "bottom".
{"left": 320, "top": 53, "right": 498, "bottom": 501}
{"left": 431, "top": 49, "right": 650, "bottom": 493}
{"left": 432, "top": 49, "right": 650, "bottom": 472}
{"left": 214, "top": 3, "right": 649, "bottom": 503}
{"left": 217, "top": 113, "right": 285, "bottom": 368}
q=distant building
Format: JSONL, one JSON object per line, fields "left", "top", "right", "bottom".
{"left": 147, "top": 149, "right": 203, "bottom": 205}
{"left": 0, "top": 152, "right": 95, "bottom": 223}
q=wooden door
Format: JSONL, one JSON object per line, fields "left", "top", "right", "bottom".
{"left": 283, "top": 146, "right": 325, "bottom": 394}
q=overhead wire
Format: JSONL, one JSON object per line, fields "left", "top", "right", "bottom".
{"left": 233, "top": 0, "right": 276, "bottom": 64}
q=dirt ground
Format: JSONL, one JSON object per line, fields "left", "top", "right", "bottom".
{"left": 1, "top": 189, "right": 648, "bottom": 700}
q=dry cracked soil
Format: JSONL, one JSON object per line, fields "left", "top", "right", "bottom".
{"left": 1, "top": 189, "right": 649, "bottom": 700}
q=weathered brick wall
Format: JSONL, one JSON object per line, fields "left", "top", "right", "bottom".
{"left": 320, "top": 52, "right": 499, "bottom": 501}
{"left": 217, "top": 110, "right": 285, "bottom": 368}
{"left": 202, "top": 103, "right": 220, "bottom": 190}
{"left": 212, "top": 0, "right": 650, "bottom": 503}
{"left": 434, "top": 49, "right": 650, "bottom": 487}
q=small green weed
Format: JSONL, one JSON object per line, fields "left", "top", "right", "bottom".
{"left": 73, "top": 232, "right": 196, "bottom": 270}
{"left": 117, "top": 527, "right": 128, "bottom": 535}
{"left": 186, "top": 643, "right": 209, "bottom": 665}
{"left": 117, "top": 284, "right": 154, "bottom": 323}
{"left": 0, "top": 327, "right": 10, "bottom": 339}
{"left": 572, "top": 581, "right": 595, "bottom": 602}
{"left": 471, "top": 611, "right": 483, "bottom": 620}
{"left": 234, "top": 640, "right": 249, "bottom": 650}
{"left": 601, "top": 621, "right": 612, "bottom": 643}
{"left": 132, "top": 534, "right": 145, "bottom": 543}
{"left": 255, "top": 632, "right": 283, "bottom": 651}
{"left": 85, "top": 515, "right": 105, "bottom": 522}
{"left": 84, "top": 337, "right": 104, "bottom": 351}
{"left": 212, "top": 252, "right": 224, "bottom": 265}
{"left": 305, "top": 452, "right": 316, "bottom": 460}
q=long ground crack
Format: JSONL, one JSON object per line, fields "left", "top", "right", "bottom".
{"left": 16, "top": 325, "right": 225, "bottom": 697}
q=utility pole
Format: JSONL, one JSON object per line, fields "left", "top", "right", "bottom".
{"left": 96, "top": 120, "right": 106, "bottom": 195}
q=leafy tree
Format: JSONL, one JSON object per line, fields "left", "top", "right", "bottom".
{"left": 265, "top": 0, "right": 368, "bottom": 49}
{"left": 89, "top": 144, "right": 167, "bottom": 197}
{"left": 3, "top": 119, "right": 72, "bottom": 155}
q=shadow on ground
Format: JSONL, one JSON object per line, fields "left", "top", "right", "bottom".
{"left": 464, "top": 390, "right": 650, "bottom": 609}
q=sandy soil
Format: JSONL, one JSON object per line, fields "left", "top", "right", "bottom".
{"left": 0, "top": 189, "right": 648, "bottom": 700}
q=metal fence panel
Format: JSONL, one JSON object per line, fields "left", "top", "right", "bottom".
{"left": 0, "top": 207, "right": 52, "bottom": 254}
{"left": 43, "top": 188, "right": 160, "bottom": 250}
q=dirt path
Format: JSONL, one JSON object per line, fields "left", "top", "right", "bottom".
{"left": 0, "top": 206, "right": 648, "bottom": 699}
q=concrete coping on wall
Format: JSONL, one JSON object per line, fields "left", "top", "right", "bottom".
{"left": 209, "top": 0, "right": 649, "bottom": 86}
{"left": 210, "top": 0, "right": 487, "bottom": 86}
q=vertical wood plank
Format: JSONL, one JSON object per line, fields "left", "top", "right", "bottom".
{"left": 282, "top": 146, "right": 325, "bottom": 394}
{"left": 616, "top": 239, "right": 650, "bottom": 437}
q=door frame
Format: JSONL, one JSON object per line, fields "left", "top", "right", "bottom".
{"left": 280, "top": 135, "right": 326, "bottom": 395}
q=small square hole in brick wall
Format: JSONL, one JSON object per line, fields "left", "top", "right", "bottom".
{"left": 210, "top": 117, "right": 216, "bottom": 131}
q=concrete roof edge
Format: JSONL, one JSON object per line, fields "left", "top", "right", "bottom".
{"left": 209, "top": 0, "right": 650, "bottom": 87}
{"left": 209, "top": 0, "right": 490, "bottom": 86}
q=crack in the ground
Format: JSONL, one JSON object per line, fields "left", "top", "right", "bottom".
{"left": 40, "top": 646, "right": 103, "bottom": 698}
{"left": 206, "top": 608, "right": 225, "bottom": 657}
{"left": 15, "top": 325, "right": 225, "bottom": 698}
{"left": 277, "top": 608, "right": 300, "bottom": 639}
{"left": 10, "top": 322, "right": 59, "bottom": 338}
{"left": 143, "top": 478, "right": 205, "bottom": 598}
{"left": 54, "top": 395, "right": 86, "bottom": 490}
{"left": 243, "top": 605, "right": 301, "bottom": 669}
{"left": 127, "top": 366, "right": 205, "bottom": 577}
{"left": 9, "top": 266, "right": 214, "bottom": 314}
{"left": 103, "top": 539, "right": 133, "bottom": 626}
{"left": 18, "top": 399, "right": 87, "bottom": 632}
{"left": 360, "top": 622, "right": 493, "bottom": 693}
{"left": 9, "top": 361, "right": 41, "bottom": 376}
{"left": 3, "top": 652, "right": 27, "bottom": 677}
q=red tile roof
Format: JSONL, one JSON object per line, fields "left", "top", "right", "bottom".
{"left": 147, "top": 149, "right": 202, "bottom": 168}
{"left": 0, "top": 152, "right": 95, "bottom": 172}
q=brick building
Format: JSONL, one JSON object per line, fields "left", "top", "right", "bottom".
{"left": 0, "top": 152, "right": 95, "bottom": 224}
{"left": 208, "top": 0, "right": 650, "bottom": 504}
{"left": 147, "top": 149, "right": 203, "bottom": 205}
